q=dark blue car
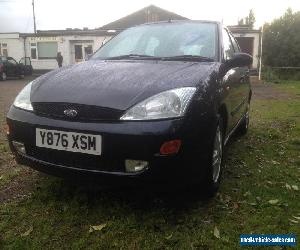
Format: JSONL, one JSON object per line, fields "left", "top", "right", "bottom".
{"left": 7, "top": 21, "right": 252, "bottom": 195}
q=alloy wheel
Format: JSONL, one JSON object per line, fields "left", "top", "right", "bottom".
{"left": 212, "top": 125, "right": 222, "bottom": 183}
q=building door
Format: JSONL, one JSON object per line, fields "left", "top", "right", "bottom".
{"left": 74, "top": 44, "right": 83, "bottom": 62}
{"left": 235, "top": 37, "right": 254, "bottom": 56}
{"left": 74, "top": 43, "right": 93, "bottom": 63}
{"left": 84, "top": 45, "right": 93, "bottom": 60}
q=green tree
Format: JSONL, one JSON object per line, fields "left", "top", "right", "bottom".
{"left": 238, "top": 9, "right": 256, "bottom": 28}
{"left": 247, "top": 9, "right": 256, "bottom": 27}
{"left": 263, "top": 8, "right": 300, "bottom": 67}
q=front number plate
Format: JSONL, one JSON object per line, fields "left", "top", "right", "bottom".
{"left": 36, "top": 128, "right": 101, "bottom": 155}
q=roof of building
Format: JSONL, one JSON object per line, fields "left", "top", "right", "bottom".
{"left": 2, "top": 6, "right": 260, "bottom": 38}
{"left": 17, "top": 29, "right": 116, "bottom": 37}
{"left": 228, "top": 25, "right": 261, "bottom": 34}
{"left": 99, "top": 5, "right": 189, "bottom": 30}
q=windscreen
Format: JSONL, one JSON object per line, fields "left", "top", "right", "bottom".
{"left": 92, "top": 22, "right": 217, "bottom": 60}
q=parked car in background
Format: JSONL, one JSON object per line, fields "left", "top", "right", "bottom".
{"left": 19, "top": 57, "right": 33, "bottom": 76}
{"left": 7, "top": 21, "right": 252, "bottom": 195}
{"left": 0, "top": 56, "right": 33, "bottom": 81}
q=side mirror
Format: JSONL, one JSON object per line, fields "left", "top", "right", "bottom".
{"left": 225, "top": 53, "right": 253, "bottom": 69}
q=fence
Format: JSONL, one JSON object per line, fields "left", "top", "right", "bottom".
{"left": 263, "top": 67, "right": 300, "bottom": 82}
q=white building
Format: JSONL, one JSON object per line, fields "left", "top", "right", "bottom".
{"left": 228, "top": 25, "right": 262, "bottom": 71}
{"left": 0, "top": 6, "right": 261, "bottom": 72}
{"left": 0, "top": 29, "right": 112, "bottom": 70}
{"left": 0, "top": 33, "right": 24, "bottom": 61}
{"left": 0, "top": 5, "right": 188, "bottom": 71}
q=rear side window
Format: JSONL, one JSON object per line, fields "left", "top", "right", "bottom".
{"left": 222, "top": 29, "right": 235, "bottom": 60}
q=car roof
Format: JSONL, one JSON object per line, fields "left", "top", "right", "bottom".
{"left": 132, "top": 20, "right": 221, "bottom": 28}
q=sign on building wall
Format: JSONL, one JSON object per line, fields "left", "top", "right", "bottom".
{"left": 30, "top": 37, "right": 58, "bottom": 42}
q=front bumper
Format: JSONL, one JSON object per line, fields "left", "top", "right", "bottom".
{"left": 7, "top": 106, "right": 215, "bottom": 182}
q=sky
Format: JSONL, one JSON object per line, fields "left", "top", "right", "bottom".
{"left": 0, "top": 0, "right": 300, "bottom": 33}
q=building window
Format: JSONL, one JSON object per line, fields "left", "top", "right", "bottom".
{"left": 31, "top": 48, "right": 37, "bottom": 59}
{"left": 30, "top": 42, "right": 58, "bottom": 60}
{"left": 0, "top": 43, "right": 8, "bottom": 56}
{"left": 37, "top": 42, "right": 58, "bottom": 59}
{"left": 2, "top": 49, "right": 8, "bottom": 57}
{"left": 30, "top": 43, "right": 37, "bottom": 59}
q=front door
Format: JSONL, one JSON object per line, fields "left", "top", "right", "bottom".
{"left": 84, "top": 45, "right": 93, "bottom": 60}
{"left": 228, "top": 32, "right": 250, "bottom": 120}
{"left": 74, "top": 45, "right": 83, "bottom": 63}
{"left": 6, "top": 57, "right": 18, "bottom": 76}
{"left": 74, "top": 43, "right": 93, "bottom": 63}
{"left": 222, "top": 29, "right": 243, "bottom": 132}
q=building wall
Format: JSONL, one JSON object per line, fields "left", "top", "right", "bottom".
{"left": 232, "top": 32, "right": 260, "bottom": 69}
{"left": 0, "top": 33, "right": 25, "bottom": 62}
{"left": 0, "top": 33, "right": 109, "bottom": 70}
{"left": 24, "top": 35, "right": 109, "bottom": 70}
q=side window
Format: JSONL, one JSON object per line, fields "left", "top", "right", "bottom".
{"left": 7, "top": 58, "right": 17, "bottom": 65}
{"left": 222, "top": 29, "right": 235, "bottom": 60}
{"left": 229, "top": 33, "right": 240, "bottom": 52}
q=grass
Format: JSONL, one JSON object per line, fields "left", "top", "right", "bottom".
{"left": 0, "top": 82, "right": 299, "bottom": 249}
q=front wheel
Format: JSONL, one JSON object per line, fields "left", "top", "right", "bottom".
{"left": 0, "top": 72, "right": 7, "bottom": 81}
{"left": 202, "top": 118, "right": 225, "bottom": 196}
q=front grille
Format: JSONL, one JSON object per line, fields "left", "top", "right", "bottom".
{"left": 32, "top": 102, "right": 124, "bottom": 122}
{"left": 26, "top": 146, "right": 125, "bottom": 172}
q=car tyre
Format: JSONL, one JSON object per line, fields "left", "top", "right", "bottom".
{"left": 0, "top": 72, "right": 7, "bottom": 81}
{"left": 202, "top": 117, "right": 225, "bottom": 196}
{"left": 237, "top": 102, "right": 250, "bottom": 135}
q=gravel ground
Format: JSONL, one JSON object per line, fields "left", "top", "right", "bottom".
{"left": 0, "top": 77, "right": 39, "bottom": 203}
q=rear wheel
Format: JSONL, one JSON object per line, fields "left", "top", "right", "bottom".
{"left": 0, "top": 72, "right": 7, "bottom": 81}
{"left": 237, "top": 102, "right": 250, "bottom": 135}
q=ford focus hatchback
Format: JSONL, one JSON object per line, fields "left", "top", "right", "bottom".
{"left": 7, "top": 21, "right": 252, "bottom": 194}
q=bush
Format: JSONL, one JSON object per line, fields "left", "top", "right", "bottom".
{"left": 262, "top": 67, "right": 300, "bottom": 82}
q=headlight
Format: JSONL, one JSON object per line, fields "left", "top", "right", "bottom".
{"left": 121, "top": 87, "right": 196, "bottom": 120}
{"left": 13, "top": 81, "right": 33, "bottom": 111}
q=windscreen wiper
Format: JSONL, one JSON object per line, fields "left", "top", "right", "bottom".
{"left": 161, "top": 55, "right": 214, "bottom": 62}
{"left": 104, "top": 54, "right": 163, "bottom": 60}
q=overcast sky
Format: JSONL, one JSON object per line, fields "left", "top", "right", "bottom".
{"left": 1, "top": 0, "right": 300, "bottom": 33}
